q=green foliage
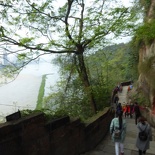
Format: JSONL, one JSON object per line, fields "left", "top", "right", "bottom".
{"left": 44, "top": 89, "right": 94, "bottom": 120}
{"left": 43, "top": 93, "right": 94, "bottom": 121}
{"left": 92, "top": 85, "right": 111, "bottom": 110}
{"left": 19, "top": 37, "right": 34, "bottom": 46}
{"left": 20, "top": 108, "right": 68, "bottom": 121}
{"left": 0, "top": 0, "right": 139, "bottom": 53}
{"left": 60, "top": 102, "right": 93, "bottom": 121}
{"left": 138, "top": 0, "right": 151, "bottom": 16}
{"left": 135, "top": 21, "right": 155, "bottom": 44}
{"left": 42, "top": 74, "right": 96, "bottom": 120}
{"left": 1, "top": 65, "right": 20, "bottom": 79}
{"left": 126, "top": 41, "right": 139, "bottom": 81}
{"left": 44, "top": 43, "right": 137, "bottom": 119}
{"left": 17, "top": 53, "right": 27, "bottom": 60}
{"left": 87, "top": 43, "right": 134, "bottom": 85}
{"left": 0, "top": 0, "right": 141, "bottom": 115}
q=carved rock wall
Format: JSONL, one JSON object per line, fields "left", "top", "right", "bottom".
{"left": 138, "top": 0, "right": 155, "bottom": 113}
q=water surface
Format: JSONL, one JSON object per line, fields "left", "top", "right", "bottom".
{"left": 0, "top": 61, "right": 59, "bottom": 120}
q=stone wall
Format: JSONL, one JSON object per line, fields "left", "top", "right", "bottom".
{"left": 137, "top": 0, "right": 155, "bottom": 113}
{"left": 0, "top": 108, "right": 114, "bottom": 155}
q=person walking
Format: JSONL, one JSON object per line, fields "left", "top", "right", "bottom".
{"left": 134, "top": 102, "right": 141, "bottom": 125}
{"left": 114, "top": 94, "right": 119, "bottom": 105}
{"left": 122, "top": 102, "right": 126, "bottom": 117}
{"left": 119, "top": 83, "right": 123, "bottom": 93}
{"left": 129, "top": 102, "right": 134, "bottom": 118}
{"left": 110, "top": 111, "right": 127, "bottom": 155}
{"left": 116, "top": 103, "right": 122, "bottom": 114}
{"left": 136, "top": 116, "right": 152, "bottom": 155}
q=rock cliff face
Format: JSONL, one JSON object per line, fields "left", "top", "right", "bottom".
{"left": 138, "top": 0, "right": 155, "bottom": 114}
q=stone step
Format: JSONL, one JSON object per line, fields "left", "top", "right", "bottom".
{"left": 81, "top": 86, "right": 155, "bottom": 155}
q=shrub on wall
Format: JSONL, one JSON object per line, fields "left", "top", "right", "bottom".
{"left": 135, "top": 21, "right": 155, "bottom": 45}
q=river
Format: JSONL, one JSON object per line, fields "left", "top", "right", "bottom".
{"left": 0, "top": 60, "right": 59, "bottom": 120}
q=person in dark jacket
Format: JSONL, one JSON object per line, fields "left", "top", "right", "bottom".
{"left": 116, "top": 103, "right": 123, "bottom": 116}
{"left": 114, "top": 94, "right": 119, "bottom": 105}
{"left": 134, "top": 102, "right": 141, "bottom": 125}
{"left": 129, "top": 102, "right": 134, "bottom": 118}
{"left": 136, "top": 117, "right": 152, "bottom": 155}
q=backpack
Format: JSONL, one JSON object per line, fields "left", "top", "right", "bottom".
{"left": 114, "top": 129, "right": 122, "bottom": 139}
{"left": 113, "top": 120, "right": 122, "bottom": 139}
{"left": 139, "top": 124, "right": 148, "bottom": 141}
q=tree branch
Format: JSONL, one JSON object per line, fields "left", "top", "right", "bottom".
{"left": 65, "top": 0, "right": 76, "bottom": 44}
{"left": 78, "top": 0, "right": 84, "bottom": 43}
{"left": 1, "top": 35, "right": 76, "bottom": 54}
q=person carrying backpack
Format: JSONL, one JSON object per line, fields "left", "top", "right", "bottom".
{"left": 110, "top": 111, "right": 126, "bottom": 155}
{"left": 136, "top": 117, "right": 152, "bottom": 155}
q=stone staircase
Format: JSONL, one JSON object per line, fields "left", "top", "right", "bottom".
{"left": 81, "top": 86, "right": 155, "bottom": 155}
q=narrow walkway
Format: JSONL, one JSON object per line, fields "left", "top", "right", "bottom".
{"left": 81, "top": 86, "right": 155, "bottom": 155}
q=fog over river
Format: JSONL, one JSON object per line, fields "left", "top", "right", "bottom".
{"left": 0, "top": 60, "right": 59, "bottom": 120}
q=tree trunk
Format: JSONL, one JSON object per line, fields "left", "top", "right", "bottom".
{"left": 77, "top": 53, "right": 97, "bottom": 114}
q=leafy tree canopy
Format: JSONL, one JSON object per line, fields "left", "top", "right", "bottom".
{"left": 0, "top": 0, "right": 138, "bottom": 61}
{"left": 0, "top": 0, "right": 140, "bottom": 113}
